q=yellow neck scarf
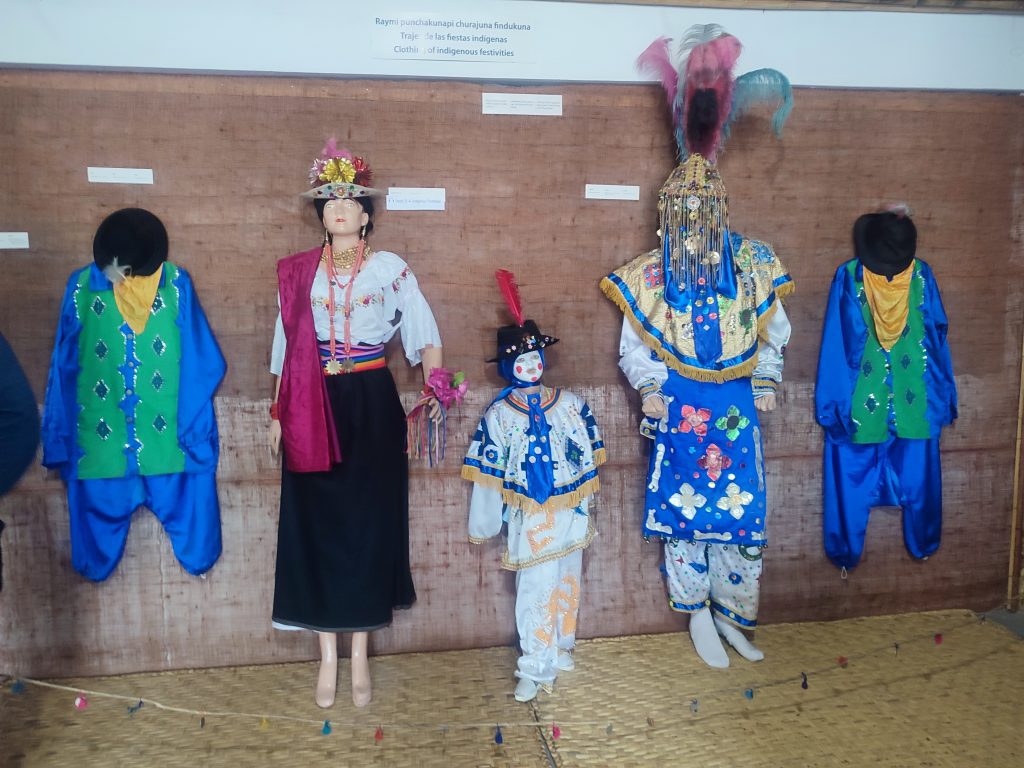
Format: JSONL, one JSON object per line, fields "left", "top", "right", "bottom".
{"left": 862, "top": 260, "right": 914, "bottom": 351}
{"left": 113, "top": 265, "right": 163, "bottom": 335}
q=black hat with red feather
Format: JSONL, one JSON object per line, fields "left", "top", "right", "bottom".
{"left": 487, "top": 270, "right": 558, "bottom": 363}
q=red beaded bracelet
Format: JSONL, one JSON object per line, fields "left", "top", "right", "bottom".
{"left": 269, "top": 402, "right": 280, "bottom": 420}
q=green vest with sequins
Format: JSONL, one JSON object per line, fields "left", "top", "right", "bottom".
{"left": 75, "top": 264, "right": 185, "bottom": 479}
{"left": 848, "top": 260, "right": 931, "bottom": 444}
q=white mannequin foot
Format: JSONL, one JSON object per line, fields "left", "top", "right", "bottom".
{"left": 514, "top": 678, "right": 539, "bottom": 702}
{"left": 315, "top": 657, "right": 337, "bottom": 708}
{"left": 315, "top": 631, "right": 338, "bottom": 708}
{"left": 714, "top": 615, "right": 764, "bottom": 662}
{"left": 556, "top": 652, "right": 575, "bottom": 672}
{"left": 689, "top": 606, "right": 730, "bottom": 668}
{"left": 350, "top": 632, "right": 372, "bottom": 708}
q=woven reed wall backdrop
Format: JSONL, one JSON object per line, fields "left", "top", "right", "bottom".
{"left": 0, "top": 71, "right": 1020, "bottom": 677}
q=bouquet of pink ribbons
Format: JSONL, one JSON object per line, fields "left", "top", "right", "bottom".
{"left": 407, "top": 368, "right": 469, "bottom": 466}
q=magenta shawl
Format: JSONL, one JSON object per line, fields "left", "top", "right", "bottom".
{"left": 277, "top": 247, "right": 342, "bottom": 472}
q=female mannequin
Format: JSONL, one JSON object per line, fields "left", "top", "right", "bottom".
{"left": 269, "top": 145, "right": 442, "bottom": 707}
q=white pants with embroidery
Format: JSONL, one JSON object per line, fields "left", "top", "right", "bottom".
{"left": 664, "top": 540, "right": 763, "bottom": 628}
{"left": 515, "top": 548, "right": 583, "bottom": 683}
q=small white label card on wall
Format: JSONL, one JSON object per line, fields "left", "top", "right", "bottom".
{"left": 482, "top": 93, "right": 562, "bottom": 116}
{"left": 87, "top": 167, "right": 155, "bottom": 184}
{"left": 0, "top": 232, "right": 30, "bottom": 249}
{"left": 386, "top": 188, "right": 446, "bottom": 211}
{"left": 585, "top": 184, "right": 640, "bottom": 201}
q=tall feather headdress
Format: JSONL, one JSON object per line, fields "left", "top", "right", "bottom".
{"left": 637, "top": 24, "right": 793, "bottom": 163}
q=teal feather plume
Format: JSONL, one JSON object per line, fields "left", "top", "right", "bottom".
{"left": 724, "top": 68, "right": 793, "bottom": 143}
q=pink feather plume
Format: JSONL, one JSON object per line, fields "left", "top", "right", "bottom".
{"left": 495, "top": 269, "right": 525, "bottom": 327}
{"left": 683, "top": 33, "right": 742, "bottom": 162}
{"left": 636, "top": 37, "right": 678, "bottom": 112}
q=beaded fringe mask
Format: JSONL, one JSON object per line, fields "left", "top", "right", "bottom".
{"left": 658, "top": 153, "right": 729, "bottom": 293}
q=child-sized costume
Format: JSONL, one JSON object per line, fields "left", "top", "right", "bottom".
{"left": 815, "top": 210, "right": 956, "bottom": 572}
{"left": 42, "top": 209, "right": 225, "bottom": 581}
{"left": 462, "top": 271, "right": 605, "bottom": 701}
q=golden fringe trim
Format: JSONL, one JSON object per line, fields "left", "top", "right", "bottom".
{"left": 600, "top": 277, "right": 760, "bottom": 383}
{"left": 776, "top": 280, "right": 795, "bottom": 301}
{"left": 593, "top": 447, "right": 608, "bottom": 467}
{"left": 461, "top": 466, "right": 602, "bottom": 515}
{"left": 500, "top": 517, "right": 597, "bottom": 571}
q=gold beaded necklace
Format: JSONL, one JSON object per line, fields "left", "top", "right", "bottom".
{"left": 320, "top": 244, "right": 361, "bottom": 270}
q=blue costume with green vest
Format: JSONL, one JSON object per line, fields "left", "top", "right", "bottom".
{"left": 42, "top": 263, "right": 226, "bottom": 581}
{"left": 815, "top": 257, "right": 957, "bottom": 571}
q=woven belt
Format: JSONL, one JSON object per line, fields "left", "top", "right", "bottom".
{"left": 317, "top": 343, "right": 386, "bottom": 375}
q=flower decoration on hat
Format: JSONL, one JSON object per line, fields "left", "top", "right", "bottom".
{"left": 301, "top": 138, "right": 379, "bottom": 199}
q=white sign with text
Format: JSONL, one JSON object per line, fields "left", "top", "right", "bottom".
{"left": 386, "top": 187, "right": 447, "bottom": 211}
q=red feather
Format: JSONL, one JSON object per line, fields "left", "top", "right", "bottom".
{"left": 495, "top": 269, "right": 525, "bottom": 327}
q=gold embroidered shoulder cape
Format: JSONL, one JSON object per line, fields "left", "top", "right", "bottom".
{"left": 600, "top": 237, "right": 793, "bottom": 383}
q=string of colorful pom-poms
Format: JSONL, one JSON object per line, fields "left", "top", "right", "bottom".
{"left": 0, "top": 614, "right": 992, "bottom": 746}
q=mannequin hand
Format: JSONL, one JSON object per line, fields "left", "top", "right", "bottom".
{"left": 641, "top": 394, "right": 667, "bottom": 419}
{"left": 754, "top": 393, "right": 777, "bottom": 412}
{"left": 270, "top": 419, "right": 282, "bottom": 455}
{"left": 427, "top": 394, "right": 441, "bottom": 420}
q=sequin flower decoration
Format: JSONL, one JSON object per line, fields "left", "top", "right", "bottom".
{"left": 715, "top": 405, "right": 750, "bottom": 440}
{"left": 716, "top": 482, "right": 754, "bottom": 519}
{"left": 679, "top": 405, "right": 712, "bottom": 436}
{"left": 668, "top": 482, "right": 707, "bottom": 520}
{"left": 308, "top": 138, "right": 374, "bottom": 188}
{"left": 697, "top": 443, "right": 731, "bottom": 481}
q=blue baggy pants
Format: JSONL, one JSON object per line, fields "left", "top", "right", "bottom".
{"left": 823, "top": 435, "right": 942, "bottom": 570}
{"left": 67, "top": 472, "right": 221, "bottom": 581}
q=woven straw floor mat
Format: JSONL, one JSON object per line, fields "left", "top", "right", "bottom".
{"left": 533, "top": 609, "right": 1023, "bottom": 767}
{"left": 2, "top": 610, "right": 1021, "bottom": 767}
{"left": 1, "top": 645, "right": 546, "bottom": 767}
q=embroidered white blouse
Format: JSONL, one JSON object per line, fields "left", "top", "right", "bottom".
{"left": 270, "top": 250, "right": 441, "bottom": 374}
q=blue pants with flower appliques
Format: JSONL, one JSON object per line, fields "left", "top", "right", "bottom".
{"left": 664, "top": 539, "right": 763, "bottom": 627}
{"left": 823, "top": 435, "right": 942, "bottom": 571}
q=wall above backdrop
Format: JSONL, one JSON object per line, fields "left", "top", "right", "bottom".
{"left": 558, "top": 0, "right": 1024, "bottom": 12}
{"left": 1, "top": 0, "right": 1023, "bottom": 90}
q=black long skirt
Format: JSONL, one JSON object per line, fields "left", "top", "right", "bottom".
{"left": 272, "top": 367, "right": 415, "bottom": 632}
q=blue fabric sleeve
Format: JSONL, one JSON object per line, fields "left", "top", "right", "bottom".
{"left": 814, "top": 263, "right": 864, "bottom": 441}
{"left": 921, "top": 263, "right": 958, "bottom": 428}
{"left": 174, "top": 268, "right": 227, "bottom": 474}
{"left": 41, "top": 271, "right": 85, "bottom": 472}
